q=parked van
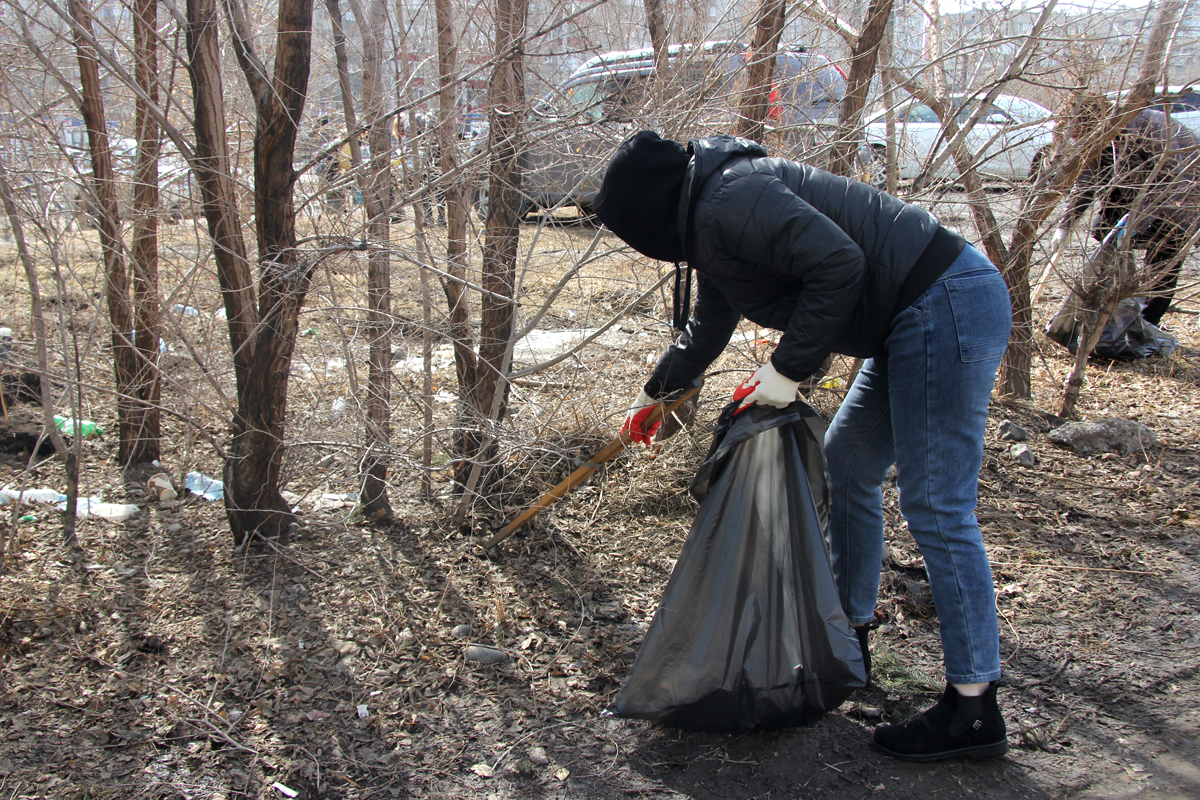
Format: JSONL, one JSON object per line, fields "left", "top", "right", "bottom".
{"left": 475, "top": 41, "right": 846, "bottom": 219}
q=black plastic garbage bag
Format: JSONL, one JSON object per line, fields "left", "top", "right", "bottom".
{"left": 1045, "top": 297, "right": 1179, "bottom": 360}
{"left": 604, "top": 400, "right": 867, "bottom": 734}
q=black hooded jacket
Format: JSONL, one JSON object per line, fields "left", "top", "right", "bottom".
{"left": 622, "top": 134, "right": 967, "bottom": 398}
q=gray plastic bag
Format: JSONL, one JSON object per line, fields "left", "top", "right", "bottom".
{"left": 604, "top": 400, "right": 866, "bottom": 733}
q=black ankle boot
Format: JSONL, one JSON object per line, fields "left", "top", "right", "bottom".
{"left": 872, "top": 682, "right": 1008, "bottom": 761}
{"left": 855, "top": 625, "right": 871, "bottom": 686}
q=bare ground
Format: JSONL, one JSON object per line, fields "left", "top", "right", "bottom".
{"left": 1, "top": 216, "right": 1199, "bottom": 800}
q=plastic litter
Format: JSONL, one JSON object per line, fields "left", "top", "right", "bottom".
{"left": 57, "top": 497, "right": 140, "bottom": 521}
{"left": 1046, "top": 296, "right": 1179, "bottom": 360}
{"left": 54, "top": 415, "right": 103, "bottom": 438}
{"left": 330, "top": 397, "right": 346, "bottom": 421}
{"left": 604, "top": 400, "right": 866, "bottom": 733}
{"left": 171, "top": 304, "right": 201, "bottom": 317}
{"left": 184, "top": 471, "right": 224, "bottom": 501}
{"left": 0, "top": 487, "right": 66, "bottom": 505}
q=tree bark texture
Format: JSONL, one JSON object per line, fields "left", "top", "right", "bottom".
{"left": 735, "top": 0, "right": 785, "bottom": 145}
{"left": 463, "top": 0, "right": 527, "bottom": 487}
{"left": 68, "top": 0, "right": 143, "bottom": 467}
{"left": 222, "top": 0, "right": 315, "bottom": 545}
{"left": 129, "top": 0, "right": 163, "bottom": 465}
{"left": 828, "top": 0, "right": 893, "bottom": 177}
{"left": 325, "top": 0, "right": 365, "bottom": 175}
{"left": 432, "top": 0, "right": 477, "bottom": 400}
{"left": 642, "top": 0, "right": 668, "bottom": 78}
{"left": 357, "top": 0, "right": 394, "bottom": 520}
{"left": 185, "top": 0, "right": 258, "bottom": 396}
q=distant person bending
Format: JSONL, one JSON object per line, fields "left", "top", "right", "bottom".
{"left": 1053, "top": 95, "right": 1200, "bottom": 326}
{"left": 596, "top": 131, "right": 1013, "bottom": 761}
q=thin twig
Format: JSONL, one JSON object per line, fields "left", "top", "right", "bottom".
{"left": 990, "top": 562, "right": 1159, "bottom": 576}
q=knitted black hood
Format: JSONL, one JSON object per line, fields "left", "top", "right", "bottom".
{"left": 594, "top": 131, "right": 689, "bottom": 262}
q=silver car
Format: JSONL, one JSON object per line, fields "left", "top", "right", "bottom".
{"left": 860, "top": 94, "right": 1055, "bottom": 186}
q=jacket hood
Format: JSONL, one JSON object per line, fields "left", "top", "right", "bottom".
{"left": 594, "top": 131, "right": 690, "bottom": 262}
{"left": 678, "top": 135, "right": 769, "bottom": 256}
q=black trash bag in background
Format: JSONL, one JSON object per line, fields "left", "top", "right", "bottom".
{"left": 1045, "top": 297, "right": 1178, "bottom": 360}
{"left": 604, "top": 400, "right": 867, "bottom": 734}
{"left": 1093, "top": 298, "right": 1179, "bottom": 360}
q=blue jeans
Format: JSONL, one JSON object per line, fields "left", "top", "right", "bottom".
{"left": 825, "top": 245, "right": 1012, "bottom": 685}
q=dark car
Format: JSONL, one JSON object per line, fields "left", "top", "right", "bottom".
{"left": 474, "top": 41, "right": 846, "bottom": 220}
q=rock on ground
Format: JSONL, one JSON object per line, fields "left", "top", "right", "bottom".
{"left": 1046, "top": 418, "right": 1157, "bottom": 456}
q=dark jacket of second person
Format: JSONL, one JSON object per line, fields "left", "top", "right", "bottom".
{"left": 644, "top": 135, "right": 966, "bottom": 398}
{"left": 1063, "top": 109, "right": 1200, "bottom": 244}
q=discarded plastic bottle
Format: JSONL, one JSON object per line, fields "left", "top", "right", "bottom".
{"left": 53, "top": 416, "right": 103, "bottom": 438}
{"left": 185, "top": 471, "right": 224, "bottom": 501}
{"left": 171, "top": 304, "right": 201, "bottom": 317}
{"left": 330, "top": 397, "right": 346, "bottom": 421}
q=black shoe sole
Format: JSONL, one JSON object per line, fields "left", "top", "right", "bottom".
{"left": 871, "top": 737, "right": 1009, "bottom": 762}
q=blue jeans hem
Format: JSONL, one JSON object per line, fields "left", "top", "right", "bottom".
{"left": 948, "top": 671, "right": 1003, "bottom": 685}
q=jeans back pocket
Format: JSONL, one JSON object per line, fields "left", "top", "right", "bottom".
{"left": 944, "top": 272, "right": 1012, "bottom": 363}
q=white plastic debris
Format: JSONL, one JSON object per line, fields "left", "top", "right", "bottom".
{"left": 271, "top": 783, "right": 298, "bottom": 798}
{"left": 184, "top": 471, "right": 224, "bottom": 501}
{"left": 356, "top": 704, "right": 369, "bottom": 719}
{"left": 0, "top": 487, "right": 66, "bottom": 505}
{"left": 56, "top": 497, "right": 140, "bottom": 521}
{"left": 171, "top": 304, "right": 201, "bottom": 317}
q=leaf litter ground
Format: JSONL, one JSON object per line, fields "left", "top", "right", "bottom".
{"left": 1, "top": 217, "right": 1199, "bottom": 799}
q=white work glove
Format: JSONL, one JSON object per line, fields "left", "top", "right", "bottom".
{"left": 1051, "top": 227, "right": 1070, "bottom": 251}
{"left": 732, "top": 361, "right": 800, "bottom": 414}
{"left": 621, "top": 388, "right": 661, "bottom": 445}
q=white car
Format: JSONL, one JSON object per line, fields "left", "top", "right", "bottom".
{"left": 1107, "top": 86, "right": 1200, "bottom": 136}
{"left": 860, "top": 94, "right": 1055, "bottom": 185}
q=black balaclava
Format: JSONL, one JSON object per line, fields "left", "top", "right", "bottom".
{"left": 594, "top": 131, "right": 689, "bottom": 263}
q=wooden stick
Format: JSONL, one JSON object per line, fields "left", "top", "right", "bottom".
{"left": 479, "top": 386, "right": 701, "bottom": 551}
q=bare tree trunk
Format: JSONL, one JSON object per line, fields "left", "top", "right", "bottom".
{"left": 1059, "top": 251, "right": 1125, "bottom": 419}
{"left": 828, "top": 0, "right": 893, "bottom": 176}
{"left": 998, "top": 0, "right": 1185, "bottom": 398}
{"left": 642, "top": 0, "right": 669, "bottom": 78}
{"left": 0, "top": 160, "right": 70, "bottom": 563}
{"left": 68, "top": 0, "right": 142, "bottom": 467}
{"left": 222, "top": 0, "right": 315, "bottom": 545}
{"left": 185, "top": 0, "right": 258, "bottom": 396}
{"left": 354, "top": 0, "right": 394, "bottom": 521}
{"left": 325, "top": 0, "right": 365, "bottom": 172}
{"left": 432, "top": 0, "right": 476, "bottom": 487}
{"left": 129, "top": 0, "right": 162, "bottom": 465}
{"left": 735, "top": 0, "right": 785, "bottom": 145}
{"left": 880, "top": 19, "right": 899, "bottom": 194}
{"left": 461, "top": 0, "right": 527, "bottom": 491}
